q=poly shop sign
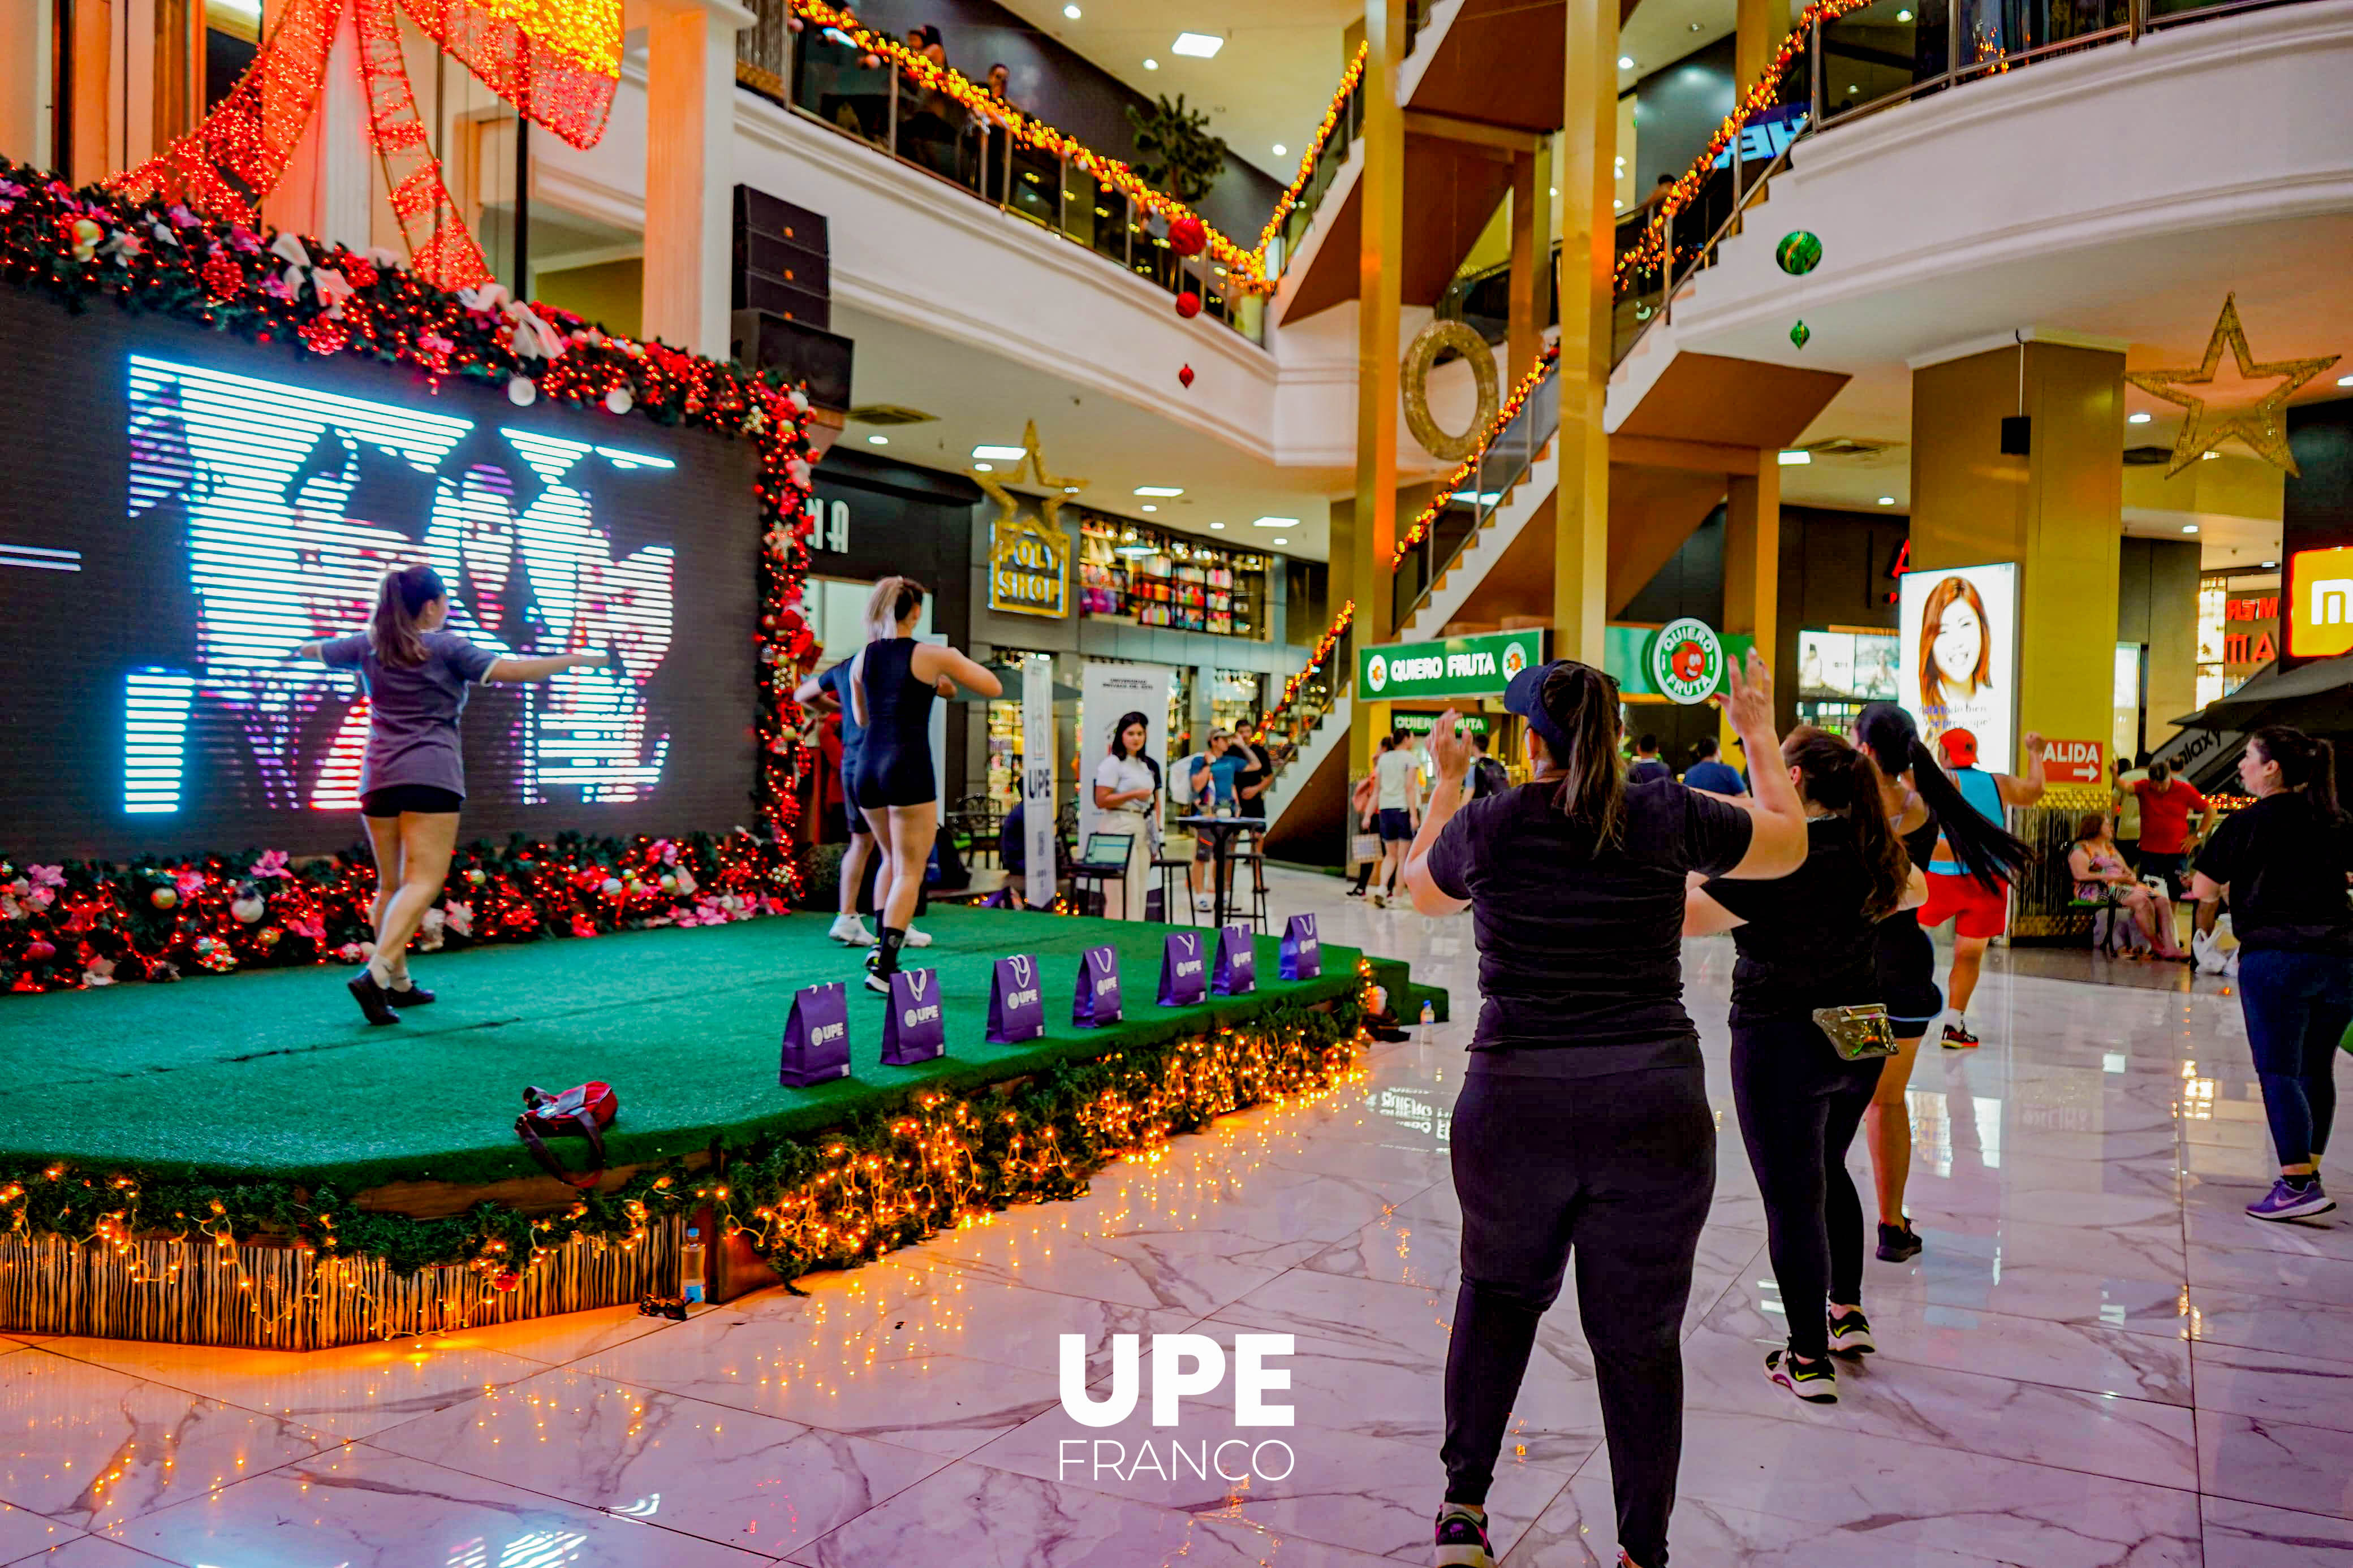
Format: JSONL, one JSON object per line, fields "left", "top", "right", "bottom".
{"left": 990, "top": 516, "right": 1070, "bottom": 619}
{"left": 1359, "top": 629, "right": 1545, "bottom": 701}
{"left": 2041, "top": 738, "right": 2105, "bottom": 785}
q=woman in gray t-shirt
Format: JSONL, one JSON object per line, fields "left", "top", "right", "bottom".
{"left": 298, "top": 564, "right": 609, "bottom": 1025}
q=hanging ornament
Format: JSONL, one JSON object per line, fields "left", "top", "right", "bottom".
{"left": 1774, "top": 231, "right": 1822, "bottom": 276}
{"left": 1168, "top": 215, "right": 1207, "bottom": 258}
{"left": 231, "top": 892, "right": 266, "bottom": 923}
{"left": 1790, "top": 320, "right": 1811, "bottom": 350}
{"left": 257, "top": 927, "right": 282, "bottom": 949}
{"left": 1178, "top": 364, "right": 1195, "bottom": 389}
{"left": 604, "top": 386, "right": 634, "bottom": 415}
{"left": 23, "top": 939, "right": 55, "bottom": 964}
{"left": 508, "top": 375, "right": 538, "bottom": 407}
{"left": 151, "top": 887, "right": 178, "bottom": 910}
{"left": 2123, "top": 293, "right": 2341, "bottom": 476}
{"left": 1174, "top": 290, "right": 1202, "bottom": 320}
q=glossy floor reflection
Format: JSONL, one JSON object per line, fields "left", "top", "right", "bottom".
{"left": 2, "top": 868, "right": 2343, "bottom": 1566}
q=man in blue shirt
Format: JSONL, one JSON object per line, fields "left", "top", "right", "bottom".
{"left": 1628, "top": 732, "right": 1674, "bottom": 784}
{"left": 1182, "top": 730, "right": 1244, "bottom": 912}
{"left": 1683, "top": 735, "right": 1747, "bottom": 796}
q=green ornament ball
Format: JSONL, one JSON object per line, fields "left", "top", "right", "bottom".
{"left": 1775, "top": 230, "right": 1822, "bottom": 275}
{"left": 1790, "top": 319, "right": 1811, "bottom": 349}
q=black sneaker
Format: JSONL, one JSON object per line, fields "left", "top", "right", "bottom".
{"left": 386, "top": 982, "right": 435, "bottom": 1007}
{"left": 1432, "top": 1504, "right": 1495, "bottom": 1567}
{"left": 1766, "top": 1347, "right": 1838, "bottom": 1403}
{"left": 1876, "top": 1221, "right": 1923, "bottom": 1262}
{"left": 1828, "top": 1306, "right": 1877, "bottom": 1358}
{"left": 1941, "top": 1021, "right": 1980, "bottom": 1049}
{"left": 346, "top": 969, "right": 400, "bottom": 1026}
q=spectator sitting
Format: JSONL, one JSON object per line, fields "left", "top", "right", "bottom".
{"left": 1683, "top": 735, "right": 1747, "bottom": 796}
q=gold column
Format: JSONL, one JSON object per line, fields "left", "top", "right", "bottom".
{"left": 1507, "top": 152, "right": 1540, "bottom": 385}
{"left": 1552, "top": 0, "right": 1616, "bottom": 667}
{"left": 1351, "top": 0, "right": 1406, "bottom": 775}
{"left": 1736, "top": 0, "right": 1787, "bottom": 94}
{"left": 1722, "top": 461, "right": 1780, "bottom": 762}
{"left": 1910, "top": 341, "right": 2124, "bottom": 758}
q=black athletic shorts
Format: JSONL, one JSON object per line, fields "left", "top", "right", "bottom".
{"left": 360, "top": 784, "right": 464, "bottom": 817}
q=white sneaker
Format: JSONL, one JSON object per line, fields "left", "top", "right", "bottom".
{"left": 828, "top": 914, "right": 874, "bottom": 947}
{"left": 903, "top": 927, "right": 933, "bottom": 948}
{"left": 1193, "top": 894, "right": 1213, "bottom": 914}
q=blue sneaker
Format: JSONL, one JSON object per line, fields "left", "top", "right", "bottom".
{"left": 2247, "top": 1176, "right": 2335, "bottom": 1221}
{"left": 1433, "top": 1504, "right": 1494, "bottom": 1567}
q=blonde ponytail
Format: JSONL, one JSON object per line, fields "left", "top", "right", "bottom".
{"left": 863, "top": 576, "right": 925, "bottom": 638}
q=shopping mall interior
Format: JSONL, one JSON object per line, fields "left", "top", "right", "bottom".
{"left": 0, "top": 0, "right": 2350, "bottom": 1561}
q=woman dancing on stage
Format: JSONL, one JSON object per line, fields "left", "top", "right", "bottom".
{"left": 1400, "top": 651, "right": 1808, "bottom": 1568}
{"left": 851, "top": 577, "right": 1001, "bottom": 992}
{"left": 299, "top": 564, "right": 611, "bottom": 1026}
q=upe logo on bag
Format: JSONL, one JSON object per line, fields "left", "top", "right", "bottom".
{"left": 1057, "top": 1333, "right": 1297, "bottom": 1483}
{"left": 900, "top": 971, "right": 940, "bottom": 1030}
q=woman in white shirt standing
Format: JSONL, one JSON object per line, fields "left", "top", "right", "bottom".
{"left": 1093, "top": 710, "right": 1161, "bottom": 919}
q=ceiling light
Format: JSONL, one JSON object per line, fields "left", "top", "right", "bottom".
{"left": 1063, "top": 2, "right": 1079, "bottom": 15}
{"left": 866, "top": 434, "right": 887, "bottom": 445}
{"left": 1877, "top": 496, "right": 1895, "bottom": 506}
{"left": 1209, "top": 521, "right": 1226, "bottom": 529}
{"left": 1777, "top": 450, "right": 1812, "bottom": 466}
{"left": 1272, "top": 537, "right": 1288, "bottom": 546}
{"left": 2183, "top": 524, "right": 2199, "bottom": 533}
{"left": 1272, "top": 143, "right": 1287, "bottom": 157}
{"left": 1251, "top": 516, "right": 1298, "bottom": 528}
{"left": 1617, "top": 54, "right": 1635, "bottom": 69}
{"left": 1063, "top": 485, "right": 1078, "bottom": 494}
{"left": 1847, "top": 83, "right": 1860, "bottom": 93}
{"left": 2128, "top": 412, "right": 2152, "bottom": 424}
{"left": 2264, "top": 560, "right": 2278, "bottom": 568}
{"left": 2201, "top": 451, "right": 2219, "bottom": 460}
{"left": 1171, "top": 32, "right": 1223, "bottom": 57}
{"left": 2340, "top": 375, "right": 2353, "bottom": 386}
{"left": 1550, "top": 187, "right": 1558, "bottom": 196}
{"left": 1143, "top": 57, "right": 1158, "bottom": 70}
{"left": 973, "top": 444, "right": 1027, "bottom": 460}
{"left": 973, "top": 463, "right": 993, "bottom": 472}
{"left": 1141, "top": 505, "right": 1156, "bottom": 512}
{"left": 1614, "top": 200, "right": 1624, "bottom": 210}
{"left": 1689, "top": 19, "right": 1704, "bottom": 28}
{"left": 1134, "top": 485, "right": 1184, "bottom": 496}
{"left": 1897, "top": 6, "right": 1912, "bottom": 16}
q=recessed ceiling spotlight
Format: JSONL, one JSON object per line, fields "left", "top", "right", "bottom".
{"left": 973, "top": 463, "right": 993, "bottom": 472}
{"left": 1063, "top": 2, "right": 1079, "bottom": 15}
{"left": 1272, "top": 142, "right": 1287, "bottom": 157}
{"left": 867, "top": 434, "right": 888, "bottom": 444}
{"left": 2264, "top": 559, "right": 2278, "bottom": 567}
{"left": 1251, "top": 516, "right": 1298, "bottom": 528}
{"left": 1135, "top": 486, "right": 1184, "bottom": 496}
{"left": 2128, "top": 412, "right": 2152, "bottom": 424}
{"left": 1141, "top": 505, "right": 1157, "bottom": 512}
{"left": 1689, "top": 19, "right": 1704, "bottom": 29}
{"left": 1877, "top": 496, "right": 1895, "bottom": 506}
{"left": 1171, "top": 31, "right": 1223, "bottom": 57}
{"left": 1897, "top": 7, "right": 1912, "bottom": 17}
{"left": 1272, "top": 537, "right": 1288, "bottom": 545}
{"left": 2183, "top": 524, "right": 2199, "bottom": 533}
{"left": 2339, "top": 374, "right": 2353, "bottom": 386}
{"left": 973, "top": 444, "right": 1026, "bottom": 460}
{"left": 1777, "top": 450, "right": 1812, "bottom": 466}
{"left": 1617, "top": 54, "right": 1635, "bottom": 68}
{"left": 1143, "top": 57, "right": 1159, "bottom": 70}
{"left": 1209, "top": 521, "right": 1226, "bottom": 530}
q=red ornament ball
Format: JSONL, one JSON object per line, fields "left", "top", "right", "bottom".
{"left": 151, "top": 887, "right": 178, "bottom": 910}
{"left": 493, "top": 1269, "right": 521, "bottom": 1291}
{"left": 24, "top": 939, "right": 55, "bottom": 964}
{"left": 1178, "top": 364, "right": 1195, "bottom": 389}
{"left": 1174, "top": 290, "right": 1202, "bottom": 320}
{"left": 1168, "top": 215, "right": 1207, "bottom": 257}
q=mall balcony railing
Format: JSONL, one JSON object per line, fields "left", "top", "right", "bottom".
{"left": 736, "top": 10, "right": 1266, "bottom": 343}
{"left": 1391, "top": 357, "right": 1562, "bottom": 634}
{"left": 1264, "top": 0, "right": 1431, "bottom": 282}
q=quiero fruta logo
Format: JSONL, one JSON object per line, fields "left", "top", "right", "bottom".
{"left": 1366, "top": 653, "right": 1387, "bottom": 692}
{"left": 1648, "top": 616, "right": 1725, "bottom": 706}
{"left": 1501, "top": 639, "right": 1528, "bottom": 681}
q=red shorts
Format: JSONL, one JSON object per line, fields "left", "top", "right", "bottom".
{"left": 1919, "top": 870, "right": 2010, "bottom": 939}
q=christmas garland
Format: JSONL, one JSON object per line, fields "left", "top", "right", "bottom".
{"left": 0, "top": 158, "right": 824, "bottom": 992}
{"left": 0, "top": 983, "right": 1368, "bottom": 1306}
{"left": 1263, "top": 599, "right": 1354, "bottom": 750}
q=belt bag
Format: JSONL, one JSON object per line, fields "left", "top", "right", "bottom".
{"left": 1811, "top": 1004, "right": 1897, "bottom": 1061}
{"left": 516, "top": 1081, "right": 618, "bottom": 1187}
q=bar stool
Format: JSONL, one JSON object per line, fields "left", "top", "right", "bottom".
{"left": 1227, "top": 846, "right": 1270, "bottom": 932}
{"left": 1154, "top": 854, "right": 1197, "bottom": 926}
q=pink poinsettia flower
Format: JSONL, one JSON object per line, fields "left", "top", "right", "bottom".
{"left": 286, "top": 913, "right": 325, "bottom": 942}
{"left": 249, "top": 849, "right": 291, "bottom": 880}
{"left": 173, "top": 868, "right": 206, "bottom": 900}
{"left": 28, "top": 865, "right": 64, "bottom": 891}
{"left": 442, "top": 900, "right": 473, "bottom": 938}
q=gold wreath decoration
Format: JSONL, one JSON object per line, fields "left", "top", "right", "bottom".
{"left": 1402, "top": 319, "right": 1501, "bottom": 462}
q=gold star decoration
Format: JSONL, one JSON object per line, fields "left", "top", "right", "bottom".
{"left": 2124, "top": 293, "right": 2339, "bottom": 477}
{"left": 972, "top": 420, "right": 1088, "bottom": 530}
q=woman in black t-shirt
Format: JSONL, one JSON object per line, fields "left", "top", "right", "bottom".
{"left": 2191, "top": 725, "right": 2353, "bottom": 1222}
{"left": 1401, "top": 653, "right": 1809, "bottom": 1568}
{"left": 1686, "top": 727, "right": 1921, "bottom": 1406}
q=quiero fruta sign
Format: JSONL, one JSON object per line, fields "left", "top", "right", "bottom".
{"left": 1358, "top": 629, "right": 1546, "bottom": 702}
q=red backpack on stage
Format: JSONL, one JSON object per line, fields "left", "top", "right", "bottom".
{"left": 515, "top": 1082, "right": 618, "bottom": 1188}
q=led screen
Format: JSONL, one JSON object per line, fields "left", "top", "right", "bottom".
{"left": 0, "top": 301, "right": 760, "bottom": 859}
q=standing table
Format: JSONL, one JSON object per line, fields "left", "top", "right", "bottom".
{"left": 1175, "top": 813, "right": 1260, "bottom": 930}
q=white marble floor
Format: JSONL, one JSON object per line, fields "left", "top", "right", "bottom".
{"left": 3, "top": 869, "right": 2345, "bottom": 1566}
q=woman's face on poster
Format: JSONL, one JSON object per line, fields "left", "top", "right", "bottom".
{"left": 1121, "top": 721, "right": 1147, "bottom": 757}
{"left": 1933, "top": 597, "right": 1984, "bottom": 691}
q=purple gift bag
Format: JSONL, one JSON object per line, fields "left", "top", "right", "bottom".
{"left": 778, "top": 980, "right": 851, "bottom": 1087}
{"left": 986, "top": 954, "right": 1046, "bottom": 1044}
{"left": 1279, "top": 913, "right": 1321, "bottom": 980}
{"left": 1158, "top": 930, "right": 1207, "bottom": 1007}
{"left": 1073, "top": 944, "right": 1122, "bottom": 1027}
{"left": 881, "top": 967, "right": 947, "bottom": 1065}
{"left": 1212, "top": 923, "right": 1256, "bottom": 996}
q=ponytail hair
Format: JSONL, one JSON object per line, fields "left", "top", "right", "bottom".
{"left": 1530, "top": 661, "right": 1626, "bottom": 853}
{"left": 1855, "top": 701, "right": 2028, "bottom": 893}
{"left": 2251, "top": 724, "right": 2343, "bottom": 818}
{"left": 370, "top": 564, "right": 445, "bottom": 669}
{"left": 1786, "top": 726, "right": 1910, "bottom": 919}
{"left": 864, "top": 576, "right": 925, "bottom": 638}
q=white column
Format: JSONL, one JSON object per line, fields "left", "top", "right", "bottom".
{"left": 641, "top": 0, "right": 751, "bottom": 356}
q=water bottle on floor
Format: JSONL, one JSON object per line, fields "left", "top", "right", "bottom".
{"left": 1419, "top": 998, "right": 1436, "bottom": 1042}
{"left": 683, "top": 1224, "right": 706, "bottom": 1304}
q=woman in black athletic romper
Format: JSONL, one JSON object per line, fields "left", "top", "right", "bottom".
{"left": 850, "top": 577, "right": 1000, "bottom": 992}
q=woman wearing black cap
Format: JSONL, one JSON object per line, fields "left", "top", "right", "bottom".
{"left": 1402, "top": 651, "right": 1809, "bottom": 1568}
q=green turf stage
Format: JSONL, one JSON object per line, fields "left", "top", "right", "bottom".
{"left": 0, "top": 908, "right": 1423, "bottom": 1193}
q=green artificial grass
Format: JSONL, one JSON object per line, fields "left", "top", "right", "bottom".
{"left": 0, "top": 907, "right": 1420, "bottom": 1193}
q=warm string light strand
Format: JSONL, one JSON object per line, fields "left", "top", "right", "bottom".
{"left": 1262, "top": 599, "right": 1354, "bottom": 749}
{"left": 1391, "top": 344, "right": 1561, "bottom": 566}
{"left": 0, "top": 158, "right": 821, "bottom": 991}
{"left": 1254, "top": 41, "right": 1368, "bottom": 261}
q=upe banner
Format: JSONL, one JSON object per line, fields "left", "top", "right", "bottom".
{"left": 1280, "top": 913, "right": 1321, "bottom": 980}
{"left": 986, "top": 953, "right": 1046, "bottom": 1043}
{"left": 881, "top": 967, "right": 947, "bottom": 1065}
{"left": 1158, "top": 930, "right": 1206, "bottom": 1007}
{"left": 1212, "top": 923, "right": 1256, "bottom": 996}
{"left": 778, "top": 980, "right": 851, "bottom": 1086}
{"left": 1074, "top": 944, "right": 1122, "bottom": 1027}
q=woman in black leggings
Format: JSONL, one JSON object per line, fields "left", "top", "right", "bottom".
{"left": 1402, "top": 653, "right": 1808, "bottom": 1568}
{"left": 1684, "top": 727, "right": 1921, "bottom": 1404}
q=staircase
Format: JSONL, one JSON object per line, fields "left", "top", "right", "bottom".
{"left": 1260, "top": 689, "right": 1354, "bottom": 853}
